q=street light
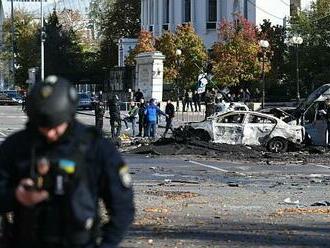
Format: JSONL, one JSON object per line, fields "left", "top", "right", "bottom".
{"left": 259, "top": 40, "right": 269, "bottom": 109}
{"left": 290, "top": 35, "right": 303, "bottom": 103}
{"left": 175, "top": 49, "right": 182, "bottom": 111}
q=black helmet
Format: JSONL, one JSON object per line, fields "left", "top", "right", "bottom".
{"left": 26, "top": 75, "right": 78, "bottom": 128}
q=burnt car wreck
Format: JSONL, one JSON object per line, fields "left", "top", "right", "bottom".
{"left": 174, "top": 111, "right": 305, "bottom": 153}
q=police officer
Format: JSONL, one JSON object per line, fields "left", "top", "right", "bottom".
{"left": 0, "top": 76, "right": 134, "bottom": 248}
{"left": 95, "top": 99, "right": 105, "bottom": 132}
{"left": 108, "top": 95, "right": 122, "bottom": 138}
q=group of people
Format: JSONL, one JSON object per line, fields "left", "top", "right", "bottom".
{"left": 92, "top": 92, "right": 176, "bottom": 139}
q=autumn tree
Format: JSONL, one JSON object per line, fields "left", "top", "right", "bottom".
{"left": 155, "top": 24, "right": 207, "bottom": 90}
{"left": 125, "top": 29, "right": 155, "bottom": 65}
{"left": 1, "top": 10, "right": 39, "bottom": 88}
{"left": 212, "top": 16, "right": 261, "bottom": 87}
{"left": 155, "top": 31, "right": 178, "bottom": 82}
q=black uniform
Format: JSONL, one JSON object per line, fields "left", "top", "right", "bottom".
{"left": 108, "top": 98, "right": 122, "bottom": 138}
{"left": 0, "top": 121, "right": 134, "bottom": 248}
{"left": 137, "top": 103, "right": 146, "bottom": 137}
{"left": 95, "top": 100, "right": 105, "bottom": 131}
{"left": 163, "top": 102, "right": 175, "bottom": 137}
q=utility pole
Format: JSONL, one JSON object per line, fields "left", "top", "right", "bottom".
{"left": 10, "top": 0, "right": 15, "bottom": 86}
{"left": 41, "top": 0, "right": 45, "bottom": 81}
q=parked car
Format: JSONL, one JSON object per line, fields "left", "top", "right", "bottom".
{"left": 77, "top": 92, "right": 92, "bottom": 110}
{"left": 5, "top": 91, "right": 23, "bottom": 104}
{"left": 175, "top": 111, "right": 305, "bottom": 152}
{"left": 0, "top": 92, "right": 21, "bottom": 105}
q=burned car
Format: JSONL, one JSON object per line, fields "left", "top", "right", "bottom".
{"left": 175, "top": 111, "right": 305, "bottom": 152}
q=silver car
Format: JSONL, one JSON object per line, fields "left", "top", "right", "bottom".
{"left": 186, "top": 111, "right": 305, "bottom": 152}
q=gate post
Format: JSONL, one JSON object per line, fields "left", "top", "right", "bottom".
{"left": 135, "top": 52, "right": 165, "bottom": 102}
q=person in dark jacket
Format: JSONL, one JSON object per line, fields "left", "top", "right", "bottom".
{"left": 193, "top": 90, "right": 201, "bottom": 112}
{"left": 95, "top": 99, "right": 105, "bottom": 132}
{"left": 137, "top": 99, "right": 146, "bottom": 137}
{"left": 144, "top": 98, "right": 167, "bottom": 139}
{"left": 163, "top": 99, "right": 175, "bottom": 138}
{"left": 108, "top": 95, "right": 122, "bottom": 138}
{"left": 0, "top": 76, "right": 134, "bottom": 248}
{"left": 134, "top": 88, "right": 144, "bottom": 102}
{"left": 123, "top": 101, "right": 139, "bottom": 136}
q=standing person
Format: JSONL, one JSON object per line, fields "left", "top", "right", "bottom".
{"left": 108, "top": 95, "right": 122, "bottom": 138}
{"left": 193, "top": 90, "right": 201, "bottom": 112}
{"left": 134, "top": 89, "right": 144, "bottom": 103}
{"left": 21, "top": 91, "right": 27, "bottom": 112}
{"left": 95, "top": 99, "right": 105, "bottom": 132}
{"left": 0, "top": 76, "right": 134, "bottom": 248}
{"left": 163, "top": 99, "right": 175, "bottom": 138}
{"left": 137, "top": 99, "right": 146, "bottom": 137}
{"left": 144, "top": 98, "right": 167, "bottom": 139}
{"left": 319, "top": 98, "right": 330, "bottom": 146}
{"left": 184, "top": 89, "right": 193, "bottom": 111}
{"left": 123, "top": 101, "right": 139, "bottom": 136}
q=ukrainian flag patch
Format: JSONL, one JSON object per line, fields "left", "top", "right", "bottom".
{"left": 59, "top": 159, "right": 76, "bottom": 174}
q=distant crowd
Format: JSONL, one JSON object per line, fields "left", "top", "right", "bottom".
{"left": 91, "top": 87, "right": 253, "bottom": 139}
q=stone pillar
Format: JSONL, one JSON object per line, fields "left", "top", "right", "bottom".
{"left": 135, "top": 51, "right": 165, "bottom": 102}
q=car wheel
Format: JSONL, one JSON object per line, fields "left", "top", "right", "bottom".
{"left": 267, "top": 137, "right": 288, "bottom": 153}
{"left": 194, "top": 130, "right": 211, "bottom": 142}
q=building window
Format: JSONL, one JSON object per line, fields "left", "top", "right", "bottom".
{"left": 149, "top": 0, "right": 154, "bottom": 24}
{"left": 244, "top": 0, "right": 248, "bottom": 18}
{"left": 163, "top": 0, "right": 170, "bottom": 24}
{"left": 208, "top": 0, "right": 217, "bottom": 22}
{"left": 184, "top": 0, "right": 191, "bottom": 22}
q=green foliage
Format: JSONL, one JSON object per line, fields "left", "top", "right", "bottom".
{"left": 259, "top": 20, "right": 287, "bottom": 81}
{"left": 174, "top": 24, "right": 208, "bottom": 88}
{"left": 155, "top": 31, "right": 178, "bottom": 82}
{"left": 288, "top": 0, "right": 330, "bottom": 92}
{"left": 155, "top": 24, "right": 207, "bottom": 89}
{"left": 212, "top": 16, "right": 261, "bottom": 87}
{"left": 93, "top": 0, "right": 141, "bottom": 68}
{"left": 1, "top": 10, "right": 39, "bottom": 88}
{"left": 44, "top": 10, "right": 84, "bottom": 81}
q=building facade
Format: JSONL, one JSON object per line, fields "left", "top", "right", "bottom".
{"left": 141, "top": 0, "right": 256, "bottom": 49}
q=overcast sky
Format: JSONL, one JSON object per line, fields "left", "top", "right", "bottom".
{"left": 256, "top": 0, "right": 313, "bottom": 26}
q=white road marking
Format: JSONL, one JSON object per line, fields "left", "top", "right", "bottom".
{"left": 189, "top": 160, "right": 228, "bottom": 172}
{"left": 189, "top": 160, "right": 246, "bottom": 176}
{"left": 0, "top": 132, "right": 6, "bottom": 137}
{"left": 311, "top": 164, "right": 330, "bottom": 170}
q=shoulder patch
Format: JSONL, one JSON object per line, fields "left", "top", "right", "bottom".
{"left": 119, "top": 165, "right": 132, "bottom": 188}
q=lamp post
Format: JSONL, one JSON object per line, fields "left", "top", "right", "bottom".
{"left": 175, "top": 49, "right": 182, "bottom": 111}
{"left": 259, "top": 40, "right": 269, "bottom": 109}
{"left": 290, "top": 36, "right": 303, "bottom": 103}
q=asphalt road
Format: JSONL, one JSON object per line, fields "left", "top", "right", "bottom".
{"left": 1, "top": 106, "right": 330, "bottom": 247}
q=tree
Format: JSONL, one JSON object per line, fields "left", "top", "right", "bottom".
{"left": 1, "top": 10, "right": 39, "bottom": 88}
{"left": 174, "top": 24, "right": 208, "bottom": 88}
{"left": 212, "top": 16, "right": 261, "bottom": 87}
{"left": 288, "top": 0, "right": 330, "bottom": 93}
{"left": 92, "top": 0, "right": 141, "bottom": 67}
{"left": 125, "top": 29, "right": 155, "bottom": 66}
{"left": 44, "top": 10, "right": 84, "bottom": 81}
{"left": 155, "top": 31, "right": 178, "bottom": 82}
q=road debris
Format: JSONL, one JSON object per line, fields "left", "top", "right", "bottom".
{"left": 311, "top": 201, "right": 330, "bottom": 206}
{"left": 283, "top": 197, "right": 300, "bottom": 205}
{"left": 144, "top": 190, "right": 200, "bottom": 200}
{"left": 274, "top": 207, "right": 330, "bottom": 216}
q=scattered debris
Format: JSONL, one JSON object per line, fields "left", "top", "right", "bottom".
{"left": 144, "top": 190, "right": 200, "bottom": 200}
{"left": 311, "top": 201, "right": 330, "bottom": 206}
{"left": 283, "top": 197, "right": 300, "bottom": 205}
{"left": 143, "top": 208, "right": 169, "bottom": 214}
{"left": 227, "top": 182, "right": 239, "bottom": 187}
{"left": 274, "top": 207, "right": 330, "bottom": 216}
